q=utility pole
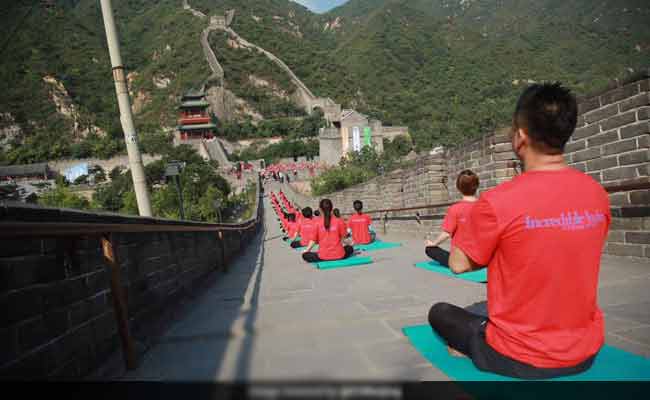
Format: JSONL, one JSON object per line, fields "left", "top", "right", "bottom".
{"left": 100, "top": 0, "right": 152, "bottom": 217}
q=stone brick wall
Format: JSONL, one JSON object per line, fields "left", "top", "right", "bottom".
{"left": 446, "top": 128, "right": 517, "bottom": 201}
{"left": 0, "top": 188, "right": 262, "bottom": 379}
{"left": 567, "top": 75, "right": 650, "bottom": 258}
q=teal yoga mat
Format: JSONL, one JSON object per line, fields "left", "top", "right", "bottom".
{"left": 294, "top": 244, "right": 318, "bottom": 251}
{"left": 414, "top": 261, "right": 487, "bottom": 283}
{"left": 314, "top": 256, "right": 373, "bottom": 270}
{"left": 355, "top": 240, "right": 402, "bottom": 252}
{"left": 403, "top": 324, "right": 650, "bottom": 381}
{"left": 296, "top": 241, "right": 401, "bottom": 252}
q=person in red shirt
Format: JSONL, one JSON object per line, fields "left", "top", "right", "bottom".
{"left": 425, "top": 170, "right": 479, "bottom": 267}
{"left": 283, "top": 213, "right": 299, "bottom": 242}
{"left": 348, "top": 200, "right": 375, "bottom": 245}
{"left": 291, "top": 207, "right": 318, "bottom": 249}
{"left": 280, "top": 211, "right": 290, "bottom": 233}
{"left": 333, "top": 208, "right": 347, "bottom": 233}
{"left": 302, "top": 199, "right": 353, "bottom": 262}
{"left": 428, "top": 83, "right": 609, "bottom": 379}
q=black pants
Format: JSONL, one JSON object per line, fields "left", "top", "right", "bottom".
{"left": 426, "top": 246, "right": 450, "bottom": 267}
{"left": 302, "top": 245, "right": 354, "bottom": 263}
{"left": 428, "top": 302, "right": 597, "bottom": 379}
{"left": 290, "top": 241, "right": 302, "bottom": 249}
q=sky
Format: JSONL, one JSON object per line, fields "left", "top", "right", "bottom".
{"left": 290, "top": 0, "right": 349, "bottom": 14}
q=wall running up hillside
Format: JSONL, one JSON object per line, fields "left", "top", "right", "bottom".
{"left": 282, "top": 72, "right": 650, "bottom": 259}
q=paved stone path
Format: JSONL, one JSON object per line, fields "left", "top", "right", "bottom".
{"left": 118, "top": 193, "right": 650, "bottom": 381}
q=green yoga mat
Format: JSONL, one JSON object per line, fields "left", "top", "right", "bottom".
{"left": 414, "top": 261, "right": 487, "bottom": 283}
{"left": 296, "top": 241, "right": 401, "bottom": 252}
{"left": 294, "top": 244, "right": 318, "bottom": 251}
{"left": 314, "top": 256, "right": 373, "bottom": 270}
{"left": 403, "top": 324, "right": 650, "bottom": 381}
{"left": 355, "top": 240, "right": 402, "bottom": 252}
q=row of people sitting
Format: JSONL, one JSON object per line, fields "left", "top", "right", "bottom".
{"left": 270, "top": 192, "right": 375, "bottom": 263}
{"left": 273, "top": 83, "right": 613, "bottom": 381}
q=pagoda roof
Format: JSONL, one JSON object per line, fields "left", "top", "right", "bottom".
{"left": 179, "top": 100, "right": 210, "bottom": 108}
{"left": 182, "top": 88, "right": 205, "bottom": 99}
{"left": 179, "top": 123, "right": 217, "bottom": 131}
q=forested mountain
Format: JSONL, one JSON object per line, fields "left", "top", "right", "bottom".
{"left": 0, "top": 0, "right": 210, "bottom": 164}
{"left": 1, "top": 0, "right": 648, "bottom": 164}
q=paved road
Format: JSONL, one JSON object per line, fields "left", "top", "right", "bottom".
{"left": 118, "top": 191, "right": 650, "bottom": 381}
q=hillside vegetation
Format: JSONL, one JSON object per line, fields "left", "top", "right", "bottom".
{"left": 1, "top": 0, "right": 649, "bottom": 165}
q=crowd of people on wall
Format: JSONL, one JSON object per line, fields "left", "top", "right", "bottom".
{"left": 261, "top": 161, "right": 322, "bottom": 184}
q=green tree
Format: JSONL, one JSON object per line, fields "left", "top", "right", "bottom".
{"left": 38, "top": 185, "right": 91, "bottom": 210}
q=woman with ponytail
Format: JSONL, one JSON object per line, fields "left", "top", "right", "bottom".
{"left": 302, "top": 199, "right": 353, "bottom": 263}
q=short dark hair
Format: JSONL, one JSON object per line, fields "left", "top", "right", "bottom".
{"left": 314, "top": 210, "right": 320, "bottom": 217}
{"left": 456, "top": 170, "right": 479, "bottom": 196}
{"left": 353, "top": 200, "right": 363, "bottom": 212}
{"left": 513, "top": 82, "right": 578, "bottom": 154}
{"left": 302, "top": 207, "right": 313, "bottom": 218}
{"left": 287, "top": 213, "right": 296, "bottom": 222}
{"left": 333, "top": 208, "right": 341, "bottom": 218}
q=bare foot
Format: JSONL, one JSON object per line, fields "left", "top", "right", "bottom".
{"left": 447, "top": 346, "right": 468, "bottom": 358}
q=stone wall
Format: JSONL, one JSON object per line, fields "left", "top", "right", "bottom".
{"left": 283, "top": 72, "right": 650, "bottom": 258}
{"left": 0, "top": 187, "right": 262, "bottom": 379}
{"left": 318, "top": 128, "right": 343, "bottom": 166}
{"left": 49, "top": 155, "right": 162, "bottom": 178}
{"left": 569, "top": 75, "right": 650, "bottom": 257}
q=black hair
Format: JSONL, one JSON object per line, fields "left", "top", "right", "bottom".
{"left": 333, "top": 208, "right": 341, "bottom": 218}
{"left": 513, "top": 82, "right": 578, "bottom": 154}
{"left": 320, "top": 199, "right": 333, "bottom": 230}
{"left": 353, "top": 200, "right": 363, "bottom": 213}
{"left": 302, "top": 207, "right": 313, "bottom": 219}
{"left": 314, "top": 210, "right": 321, "bottom": 217}
{"left": 287, "top": 213, "right": 296, "bottom": 222}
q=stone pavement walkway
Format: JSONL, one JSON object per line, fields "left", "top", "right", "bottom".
{"left": 117, "top": 194, "right": 650, "bottom": 381}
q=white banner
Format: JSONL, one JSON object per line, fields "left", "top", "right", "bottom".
{"left": 352, "top": 126, "right": 361, "bottom": 152}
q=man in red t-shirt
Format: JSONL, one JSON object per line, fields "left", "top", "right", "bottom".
{"left": 425, "top": 170, "right": 479, "bottom": 267}
{"left": 348, "top": 200, "right": 375, "bottom": 245}
{"left": 428, "top": 83, "right": 610, "bottom": 379}
{"left": 292, "top": 207, "right": 318, "bottom": 248}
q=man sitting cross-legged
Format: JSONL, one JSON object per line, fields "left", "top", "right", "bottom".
{"left": 428, "top": 82, "right": 610, "bottom": 379}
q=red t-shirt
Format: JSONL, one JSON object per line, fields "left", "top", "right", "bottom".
{"left": 441, "top": 201, "right": 475, "bottom": 236}
{"left": 348, "top": 213, "right": 373, "bottom": 244}
{"left": 298, "top": 218, "right": 318, "bottom": 247}
{"left": 287, "top": 221, "right": 299, "bottom": 238}
{"left": 453, "top": 168, "right": 609, "bottom": 368}
{"left": 316, "top": 216, "right": 347, "bottom": 260}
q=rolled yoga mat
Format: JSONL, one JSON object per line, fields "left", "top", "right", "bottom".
{"left": 402, "top": 324, "right": 650, "bottom": 382}
{"left": 414, "top": 261, "right": 487, "bottom": 283}
{"left": 314, "top": 256, "right": 373, "bottom": 270}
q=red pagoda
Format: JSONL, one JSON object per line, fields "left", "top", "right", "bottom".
{"left": 177, "top": 88, "right": 217, "bottom": 141}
